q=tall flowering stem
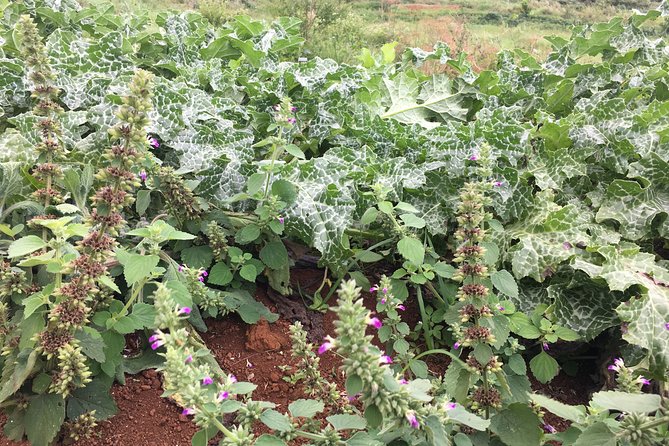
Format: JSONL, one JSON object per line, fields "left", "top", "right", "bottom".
{"left": 34, "top": 71, "right": 154, "bottom": 397}
{"left": 451, "top": 145, "right": 503, "bottom": 416}
{"left": 16, "top": 16, "right": 65, "bottom": 232}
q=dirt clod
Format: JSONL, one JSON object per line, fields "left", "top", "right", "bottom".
{"left": 245, "top": 319, "right": 288, "bottom": 352}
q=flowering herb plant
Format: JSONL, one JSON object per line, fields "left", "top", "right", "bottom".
{"left": 0, "top": 0, "right": 668, "bottom": 445}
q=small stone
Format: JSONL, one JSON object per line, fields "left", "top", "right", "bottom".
{"left": 140, "top": 385, "right": 151, "bottom": 391}
{"left": 270, "top": 372, "right": 281, "bottom": 382}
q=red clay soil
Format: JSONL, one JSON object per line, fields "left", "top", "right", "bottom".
{"left": 0, "top": 268, "right": 594, "bottom": 446}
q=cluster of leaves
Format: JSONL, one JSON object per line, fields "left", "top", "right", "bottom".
{"left": 0, "top": 0, "right": 668, "bottom": 445}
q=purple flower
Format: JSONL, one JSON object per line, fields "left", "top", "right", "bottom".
{"left": 318, "top": 341, "right": 333, "bottom": 355}
{"left": 453, "top": 342, "right": 460, "bottom": 350}
{"left": 139, "top": 170, "right": 147, "bottom": 182}
{"left": 399, "top": 378, "right": 408, "bottom": 385}
{"left": 198, "top": 276, "right": 204, "bottom": 282}
{"left": 469, "top": 154, "right": 479, "bottom": 161}
{"left": 621, "top": 322, "right": 629, "bottom": 334}
{"left": 380, "top": 297, "right": 387, "bottom": 304}
{"left": 636, "top": 376, "right": 651, "bottom": 386}
{"left": 148, "top": 334, "right": 160, "bottom": 343}
{"left": 229, "top": 375, "right": 237, "bottom": 383}
{"left": 405, "top": 411, "right": 419, "bottom": 429}
{"left": 608, "top": 357, "right": 625, "bottom": 372}
{"left": 202, "top": 376, "right": 214, "bottom": 386}
{"left": 290, "top": 106, "right": 297, "bottom": 113}
{"left": 497, "top": 305, "right": 505, "bottom": 312}
{"left": 563, "top": 241, "right": 573, "bottom": 250}
{"left": 493, "top": 180, "right": 503, "bottom": 187}
{"left": 380, "top": 355, "right": 393, "bottom": 364}
{"left": 665, "top": 322, "right": 669, "bottom": 330}
{"left": 185, "top": 355, "right": 193, "bottom": 364}
{"left": 287, "top": 117, "right": 296, "bottom": 124}
{"left": 370, "top": 285, "right": 379, "bottom": 293}
{"left": 542, "top": 342, "right": 550, "bottom": 351}
{"left": 182, "top": 408, "right": 195, "bottom": 416}
{"left": 347, "top": 393, "right": 360, "bottom": 402}
{"left": 179, "top": 307, "right": 192, "bottom": 315}
{"left": 148, "top": 136, "right": 160, "bottom": 149}
{"left": 150, "top": 340, "right": 164, "bottom": 350}
{"left": 201, "top": 270, "right": 208, "bottom": 277}
{"left": 217, "top": 391, "right": 229, "bottom": 401}
{"left": 278, "top": 216, "right": 285, "bottom": 224}
{"left": 273, "top": 104, "right": 280, "bottom": 111}
{"left": 445, "top": 402, "right": 457, "bottom": 410}
{"left": 178, "top": 265, "right": 185, "bottom": 272}
{"left": 397, "top": 304, "right": 406, "bottom": 311}
{"left": 542, "top": 424, "right": 557, "bottom": 434}
{"left": 382, "top": 287, "right": 388, "bottom": 294}
{"left": 368, "top": 317, "right": 382, "bottom": 329}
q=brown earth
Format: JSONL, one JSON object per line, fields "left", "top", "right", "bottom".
{"left": 0, "top": 268, "right": 595, "bottom": 446}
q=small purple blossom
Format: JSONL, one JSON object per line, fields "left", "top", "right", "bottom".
{"left": 318, "top": 341, "right": 333, "bottom": 355}
{"left": 380, "top": 355, "right": 393, "bottom": 364}
{"left": 542, "top": 424, "right": 557, "bottom": 434}
{"left": 380, "top": 297, "right": 387, "bottom": 304}
{"left": 493, "top": 180, "right": 503, "bottom": 187}
{"left": 229, "top": 375, "right": 237, "bottom": 383}
{"left": 347, "top": 393, "right": 360, "bottom": 402}
{"left": 608, "top": 358, "right": 625, "bottom": 372}
{"left": 178, "top": 264, "right": 185, "bottom": 272}
{"left": 382, "top": 287, "right": 388, "bottom": 294}
{"left": 542, "top": 342, "right": 550, "bottom": 351}
{"left": 287, "top": 117, "right": 296, "bottom": 124}
{"left": 185, "top": 355, "right": 193, "bottom": 364}
{"left": 290, "top": 106, "right": 297, "bottom": 112}
{"left": 399, "top": 378, "right": 408, "bottom": 385}
{"left": 368, "top": 317, "right": 382, "bottom": 329}
{"left": 202, "top": 376, "right": 214, "bottom": 386}
{"left": 198, "top": 276, "right": 205, "bottom": 282}
{"left": 453, "top": 342, "right": 461, "bottom": 350}
{"left": 179, "top": 306, "right": 192, "bottom": 315}
{"left": 405, "top": 411, "right": 419, "bottom": 429}
{"left": 497, "top": 305, "right": 505, "bottom": 312}
{"left": 218, "top": 391, "right": 229, "bottom": 401}
{"left": 139, "top": 170, "right": 147, "bottom": 182}
{"left": 445, "top": 402, "right": 457, "bottom": 410}
{"left": 150, "top": 340, "right": 164, "bottom": 350}
{"left": 148, "top": 334, "right": 160, "bottom": 343}
{"left": 182, "top": 408, "right": 195, "bottom": 416}
{"left": 201, "top": 270, "right": 208, "bottom": 277}
{"left": 370, "top": 285, "right": 379, "bottom": 293}
{"left": 636, "top": 376, "right": 651, "bottom": 386}
{"left": 665, "top": 322, "right": 669, "bottom": 330}
{"left": 278, "top": 216, "right": 285, "bottom": 224}
{"left": 148, "top": 136, "right": 160, "bottom": 149}
{"left": 563, "top": 241, "right": 573, "bottom": 250}
{"left": 397, "top": 304, "right": 406, "bottom": 311}
{"left": 469, "top": 154, "right": 479, "bottom": 161}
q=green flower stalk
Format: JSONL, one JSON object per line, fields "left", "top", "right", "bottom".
{"left": 450, "top": 144, "right": 504, "bottom": 415}
{"left": 288, "top": 322, "right": 345, "bottom": 410}
{"left": 16, "top": 15, "right": 66, "bottom": 216}
{"left": 31, "top": 70, "right": 155, "bottom": 397}
{"left": 157, "top": 166, "right": 203, "bottom": 223}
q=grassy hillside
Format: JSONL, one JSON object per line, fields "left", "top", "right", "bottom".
{"left": 100, "top": 0, "right": 662, "bottom": 67}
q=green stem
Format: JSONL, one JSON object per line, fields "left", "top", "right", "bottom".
{"left": 425, "top": 281, "right": 445, "bottom": 305}
{"left": 208, "top": 414, "right": 238, "bottom": 441}
{"left": 262, "top": 128, "right": 284, "bottom": 202}
{"left": 115, "top": 277, "right": 147, "bottom": 319}
{"left": 415, "top": 285, "right": 434, "bottom": 350}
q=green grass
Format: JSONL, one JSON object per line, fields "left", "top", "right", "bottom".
{"left": 96, "top": 0, "right": 660, "bottom": 67}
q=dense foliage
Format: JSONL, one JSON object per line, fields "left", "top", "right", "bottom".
{"left": 0, "top": 0, "right": 668, "bottom": 445}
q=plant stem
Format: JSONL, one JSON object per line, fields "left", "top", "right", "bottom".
{"left": 415, "top": 285, "right": 434, "bottom": 350}
{"left": 425, "top": 281, "right": 445, "bottom": 305}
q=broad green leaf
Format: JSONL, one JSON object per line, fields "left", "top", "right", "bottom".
{"left": 491, "top": 270, "right": 519, "bottom": 298}
{"left": 288, "top": 399, "right": 324, "bottom": 419}
{"left": 448, "top": 405, "right": 490, "bottom": 431}
{"left": 260, "top": 241, "right": 289, "bottom": 270}
{"left": 116, "top": 250, "right": 160, "bottom": 285}
{"left": 490, "top": 403, "right": 541, "bottom": 446}
{"left": 326, "top": 414, "right": 367, "bottom": 431}
{"left": 260, "top": 409, "right": 291, "bottom": 432}
{"left": 529, "top": 351, "right": 560, "bottom": 384}
{"left": 572, "top": 422, "right": 616, "bottom": 446}
{"left": 530, "top": 393, "right": 586, "bottom": 423}
{"left": 67, "top": 378, "right": 118, "bottom": 420}
{"left": 591, "top": 391, "right": 662, "bottom": 413}
{"left": 25, "top": 394, "right": 65, "bottom": 446}
{"left": 397, "top": 237, "right": 424, "bottom": 265}
{"left": 180, "top": 245, "right": 214, "bottom": 269}
{"left": 8, "top": 235, "right": 46, "bottom": 258}
{"left": 209, "top": 262, "right": 233, "bottom": 286}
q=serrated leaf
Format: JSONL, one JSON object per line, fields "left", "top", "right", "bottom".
{"left": 529, "top": 351, "right": 560, "bottom": 384}
{"left": 327, "top": 414, "right": 366, "bottom": 431}
{"left": 491, "top": 270, "right": 519, "bottom": 298}
{"left": 260, "top": 241, "right": 289, "bottom": 270}
{"left": 288, "top": 399, "right": 324, "bottom": 418}
{"left": 25, "top": 394, "right": 65, "bottom": 446}
{"left": 591, "top": 391, "right": 662, "bottom": 413}
{"left": 397, "top": 237, "right": 424, "bottom": 265}
{"left": 8, "top": 235, "right": 46, "bottom": 258}
{"left": 490, "top": 403, "right": 541, "bottom": 446}
{"left": 209, "top": 262, "right": 233, "bottom": 286}
{"left": 260, "top": 409, "right": 291, "bottom": 432}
